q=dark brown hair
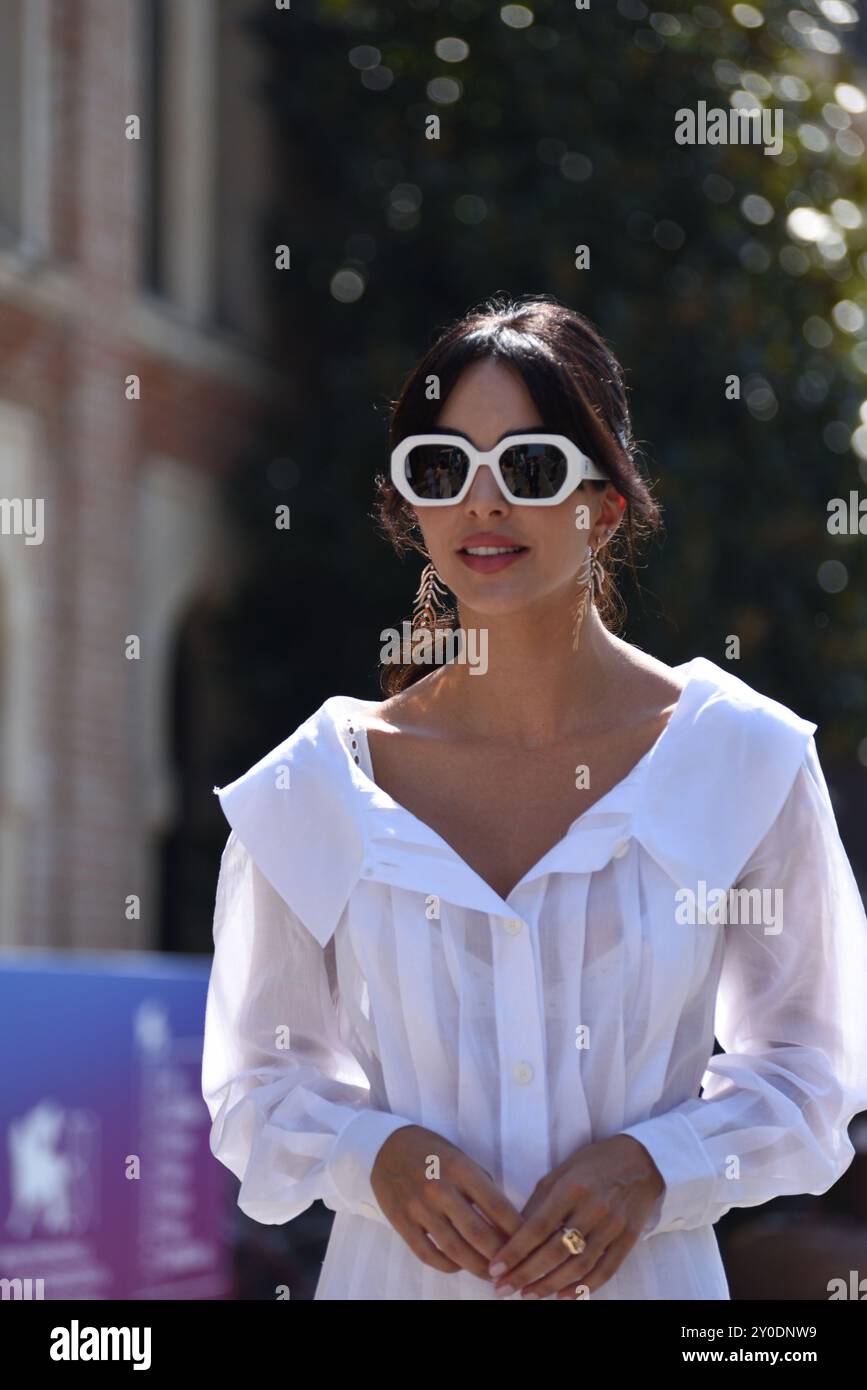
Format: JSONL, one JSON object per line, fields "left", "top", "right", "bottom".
{"left": 372, "top": 294, "right": 662, "bottom": 696}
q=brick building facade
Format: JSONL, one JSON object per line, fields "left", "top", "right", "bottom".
{"left": 0, "top": 0, "right": 278, "bottom": 949}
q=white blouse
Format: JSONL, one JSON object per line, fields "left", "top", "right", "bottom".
{"left": 202, "top": 656, "right": 867, "bottom": 1300}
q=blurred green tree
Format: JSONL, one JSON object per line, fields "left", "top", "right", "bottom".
{"left": 214, "top": 0, "right": 867, "bottom": 810}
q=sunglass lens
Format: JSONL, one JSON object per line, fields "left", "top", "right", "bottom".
{"left": 500, "top": 442, "right": 569, "bottom": 499}
{"left": 402, "top": 442, "right": 470, "bottom": 500}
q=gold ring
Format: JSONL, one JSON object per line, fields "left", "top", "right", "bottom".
{"left": 561, "top": 1226, "right": 586, "bottom": 1256}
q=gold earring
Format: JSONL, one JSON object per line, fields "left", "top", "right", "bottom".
{"left": 571, "top": 541, "right": 606, "bottom": 651}
{"left": 412, "top": 558, "right": 451, "bottom": 631}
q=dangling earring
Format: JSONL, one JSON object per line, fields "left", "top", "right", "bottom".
{"left": 571, "top": 539, "right": 607, "bottom": 652}
{"left": 412, "top": 558, "right": 451, "bottom": 632}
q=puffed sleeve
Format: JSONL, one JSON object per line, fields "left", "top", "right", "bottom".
{"left": 201, "top": 830, "right": 417, "bottom": 1226}
{"left": 623, "top": 735, "right": 867, "bottom": 1237}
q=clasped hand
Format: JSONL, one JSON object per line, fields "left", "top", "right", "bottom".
{"left": 372, "top": 1126, "right": 664, "bottom": 1299}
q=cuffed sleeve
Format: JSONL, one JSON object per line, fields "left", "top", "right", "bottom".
{"left": 201, "top": 830, "right": 416, "bottom": 1226}
{"left": 623, "top": 735, "right": 867, "bottom": 1238}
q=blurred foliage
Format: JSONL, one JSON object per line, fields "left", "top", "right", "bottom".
{"left": 214, "top": 0, "right": 867, "bottom": 794}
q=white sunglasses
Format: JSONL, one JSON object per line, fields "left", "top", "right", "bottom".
{"left": 390, "top": 431, "right": 608, "bottom": 506}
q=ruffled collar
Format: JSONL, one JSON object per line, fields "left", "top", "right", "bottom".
{"left": 214, "top": 657, "right": 817, "bottom": 946}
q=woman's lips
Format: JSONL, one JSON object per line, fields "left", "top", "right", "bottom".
{"left": 456, "top": 546, "right": 529, "bottom": 574}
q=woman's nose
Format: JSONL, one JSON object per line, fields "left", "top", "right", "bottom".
{"left": 464, "top": 462, "right": 509, "bottom": 508}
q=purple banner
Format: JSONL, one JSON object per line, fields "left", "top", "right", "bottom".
{"left": 0, "top": 951, "right": 233, "bottom": 1300}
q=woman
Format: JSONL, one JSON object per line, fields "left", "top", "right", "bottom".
{"left": 202, "top": 296, "right": 867, "bottom": 1300}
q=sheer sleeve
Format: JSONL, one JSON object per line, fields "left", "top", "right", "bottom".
{"left": 201, "top": 830, "right": 416, "bottom": 1226}
{"left": 623, "top": 735, "right": 867, "bottom": 1238}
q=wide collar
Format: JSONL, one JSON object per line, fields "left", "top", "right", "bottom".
{"left": 214, "top": 657, "right": 817, "bottom": 947}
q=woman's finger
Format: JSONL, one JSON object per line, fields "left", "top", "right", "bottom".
{"left": 391, "top": 1210, "right": 463, "bottom": 1275}
{"left": 553, "top": 1227, "right": 636, "bottom": 1299}
{"left": 497, "top": 1199, "right": 613, "bottom": 1294}
{"left": 516, "top": 1217, "right": 621, "bottom": 1298}
{"left": 454, "top": 1156, "right": 525, "bottom": 1242}
{"left": 445, "top": 1188, "right": 519, "bottom": 1265}
{"left": 488, "top": 1183, "right": 581, "bottom": 1284}
{"left": 421, "top": 1206, "right": 497, "bottom": 1280}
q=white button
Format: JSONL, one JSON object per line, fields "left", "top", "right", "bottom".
{"left": 612, "top": 838, "right": 630, "bottom": 859}
{"left": 513, "top": 1061, "right": 534, "bottom": 1085}
{"left": 360, "top": 1201, "right": 377, "bottom": 1216}
{"left": 502, "top": 917, "right": 523, "bottom": 935}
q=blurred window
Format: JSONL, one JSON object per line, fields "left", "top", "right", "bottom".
{"left": 0, "top": 1, "right": 23, "bottom": 246}
{"left": 140, "top": 0, "right": 168, "bottom": 295}
{"left": 0, "top": 0, "right": 52, "bottom": 259}
{"left": 139, "top": 0, "right": 267, "bottom": 346}
{"left": 214, "top": 0, "right": 269, "bottom": 344}
{"left": 139, "top": 0, "right": 216, "bottom": 320}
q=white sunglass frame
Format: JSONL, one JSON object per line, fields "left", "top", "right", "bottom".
{"left": 390, "top": 432, "right": 609, "bottom": 507}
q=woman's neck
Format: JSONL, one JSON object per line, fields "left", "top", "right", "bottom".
{"left": 413, "top": 605, "right": 637, "bottom": 747}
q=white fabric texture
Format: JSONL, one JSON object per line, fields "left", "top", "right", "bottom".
{"left": 202, "top": 656, "right": 867, "bottom": 1300}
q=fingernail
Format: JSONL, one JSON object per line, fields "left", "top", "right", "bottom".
{"left": 495, "top": 1283, "right": 514, "bottom": 1298}
{"left": 489, "top": 1261, "right": 507, "bottom": 1278}
{"left": 522, "top": 1291, "right": 539, "bottom": 1300}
